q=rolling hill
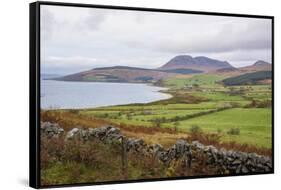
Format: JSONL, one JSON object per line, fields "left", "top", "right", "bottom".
{"left": 222, "top": 71, "right": 272, "bottom": 86}
{"left": 213, "top": 60, "right": 272, "bottom": 77}
{"left": 239, "top": 60, "right": 272, "bottom": 73}
{"left": 57, "top": 66, "right": 180, "bottom": 83}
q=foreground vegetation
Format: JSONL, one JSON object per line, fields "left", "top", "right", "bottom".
{"left": 41, "top": 110, "right": 272, "bottom": 185}
{"left": 41, "top": 134, "right": 223, "bottom": 186}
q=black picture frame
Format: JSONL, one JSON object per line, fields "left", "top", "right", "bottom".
{"left": 29, "top": 1, "right": 274, "bottom": 189}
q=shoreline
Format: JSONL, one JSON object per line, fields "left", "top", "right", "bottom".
{"left": 41, "top": 80, "right": 174, "bottom": 110}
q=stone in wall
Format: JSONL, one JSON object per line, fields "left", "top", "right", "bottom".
{"left": 40, "top": 122, "right": 64, "bottom": 138}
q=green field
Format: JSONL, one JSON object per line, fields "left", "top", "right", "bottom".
{"left": 77, "top": 73, "right": 272, "bottom": 148}
{"left": 164, "top": 74, "right": 225, "bottom": 89}
{"left": 175, "top": 108, "right": 272, "bottom": 147}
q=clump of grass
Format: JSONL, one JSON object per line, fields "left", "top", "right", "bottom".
{"left": 227, "top": 128, "right": 240, "bottom": 135}
{"left": 189, "top": 125, "right": 202, "bottom": 134}
{"left": 217, "top": 128, "right": 222, "bottom": 134}
{"left": 187, "top": 131, "right": 222, "bottom": 146}
{"left": 187, "top": 125, "right": 222, "bottom": 146}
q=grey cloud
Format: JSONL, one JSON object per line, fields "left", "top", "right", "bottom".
{"left": 128, "top": 19, "right": 271, "bottom": 54}
{"left": 40, "top": 5, "right": 272, "bottom": 74}
{"left": 84, "top": 9, "right": 107, "bottom": 30}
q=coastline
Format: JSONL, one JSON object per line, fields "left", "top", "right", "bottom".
{"left": 41, "top": 79, "right": 174, "bottom": 110}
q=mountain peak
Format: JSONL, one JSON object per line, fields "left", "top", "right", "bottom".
{"left": 174, "top": 55, "right": 193, "bottom": 59}
{"left": 167, "top": 55, "right": 195, "bottom": 64}
{"left": 253, "top": 60, "right": 270, "bottom": 66}
{"left": 159, "top": 55, "right": 233, "bottom": 72}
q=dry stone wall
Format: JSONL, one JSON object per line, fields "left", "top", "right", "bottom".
{"left": 41, "top": 122, "right": 272, "bottom": 174}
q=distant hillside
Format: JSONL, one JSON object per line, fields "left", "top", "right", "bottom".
{"left": 56, "top": 56, "right": 271, "bottom": 84}
{"left": 239, "top": 60, "right": 272, "bottom": 73}
{"left": 213, "top": 60, "right": 272, "bottom": 77}
{"left": 222, "top": 71, "right": 272, "bottom": 86}
{"left": 159, "top": 55, "right": 233, "bottom": 72}
{"left": 161, "top": 68, "right": 203, "bottom": 74}
{"left": 58, "top": 66, "right": 179, "bottom": 83}
{"left": 215, "top": 67, "right": 239, "bottom": 73}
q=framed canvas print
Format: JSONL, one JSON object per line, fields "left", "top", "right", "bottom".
{"left": 29, "top": 1, "right": 274, "bottom": 188}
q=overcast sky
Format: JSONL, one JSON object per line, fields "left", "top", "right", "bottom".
{"left": 41, "top": 5, "right": 272, "bottom": 75}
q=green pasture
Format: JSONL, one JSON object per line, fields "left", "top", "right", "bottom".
{"left": 175, "top": 108, "right": 272, "bottom": 148}
{"left": 164, "top": 74, "right": 225, "bottom": 89}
